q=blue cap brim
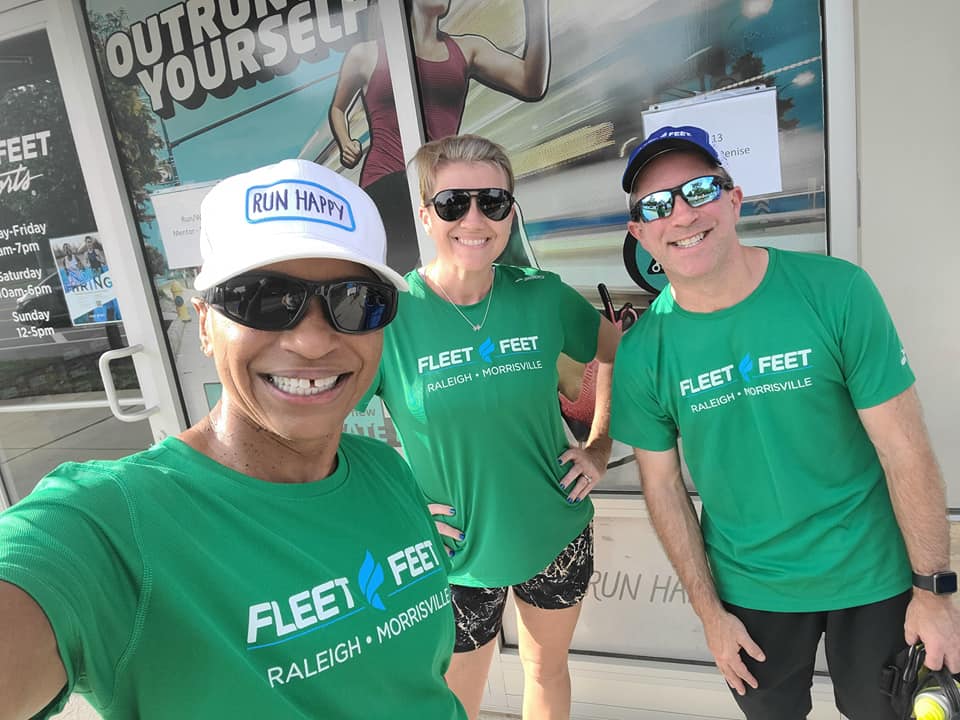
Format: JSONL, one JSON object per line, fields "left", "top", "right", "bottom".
{"left": 621, "top": 141, "right": 721, "bottom": 193}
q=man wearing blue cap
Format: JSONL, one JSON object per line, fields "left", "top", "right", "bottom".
{"left": 609, "top": 126, "right": 960, "bottom": 719}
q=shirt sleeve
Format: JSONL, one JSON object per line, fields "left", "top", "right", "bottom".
{"left": 840, "top": 268, "right": 916, "bottom": 409}
{"left": 555, "top": 279, "right": 601, "bottom": 363}
{"left": 609, "top": 328, "right": 679, "bottom": 451}
{"left": 0, "top": 465, "right": 144, "bottom": 715}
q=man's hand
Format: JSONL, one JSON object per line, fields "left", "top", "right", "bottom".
{"left": 905, "top": 591, "right": 960, "bottom": 672}
{"left": 702, "top": 607, "right": 766, "bottom": 696}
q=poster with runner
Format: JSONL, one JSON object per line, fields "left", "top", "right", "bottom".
{"left": 82, "top": 0, "right": 411, "bottom": 425}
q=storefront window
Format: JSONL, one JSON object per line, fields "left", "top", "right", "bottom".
{"left": 0, "top": 28, "right": 151, "bottom": 503}
{"left": 0, "top": 29, "right": 134, "bottom": 400}
{"left": 83, "top": 0, "right": 409, "bottom": 430}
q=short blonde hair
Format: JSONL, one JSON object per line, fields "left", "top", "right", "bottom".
{"left": 411, "top": 134, "right": 515, "bottom": 204}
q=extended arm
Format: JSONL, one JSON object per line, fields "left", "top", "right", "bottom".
{"left": 455, "top": 0, "right": 550, "bottom": 100}
{"left": 560, "top": 317, "right": 617, "bottom": 498}
{"left": 636, "top": 447, "right": 765, "bottom": 694}
{"left": 858, "top": 386, "right": 960, "bottom": 672}
{"left": 0, "top": 580, "right": 66, "bottom": 720}
{"left": 583, "top": 317, "right": 618, "bottom": 454}
{"left": 328, "top": 42, "right": 376, "bottom": 169}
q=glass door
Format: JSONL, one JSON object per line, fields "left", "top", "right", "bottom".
{"left": 0, "top": 0, "right": 185, "bottom": 508}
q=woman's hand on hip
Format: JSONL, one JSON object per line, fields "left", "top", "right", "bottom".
{"left": 557, "top": 444, "right": 609, "bottom": 502}
{"left": 427, "top": 503, "right": 463, "bottom": 557}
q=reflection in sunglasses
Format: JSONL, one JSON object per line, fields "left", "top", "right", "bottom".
{"left": 631, "top": 175, "right": 732, "bottom": 223}
{"left": 427, "top": 188, "right": 515, "bottom": 222}
{"left": 204, "top": 273, "right": 397, "bottom": 334}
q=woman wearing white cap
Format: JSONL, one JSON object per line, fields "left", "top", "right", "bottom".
{"left": 366, "top": 135, "right": 619, "bottom": 719}
{"left": 0, "top": 160, "right": 466, "bottom": 719}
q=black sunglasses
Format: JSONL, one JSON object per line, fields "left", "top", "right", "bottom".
{"left": 426, "top": 188, "right": 515, "bottom": 222}
{"left": 630, "top": 175, "right": 734, "bottom": 223}
{"left": 203, "top": 272, "right": 398, "bottom": 333}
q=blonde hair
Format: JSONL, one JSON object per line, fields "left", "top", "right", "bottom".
{"left": 411, "top": 134, "right": 515, "bottom": 204}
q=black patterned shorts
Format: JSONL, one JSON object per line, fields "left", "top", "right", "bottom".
{"left": 451, "top": 522, "right": 594, "bottom": 652}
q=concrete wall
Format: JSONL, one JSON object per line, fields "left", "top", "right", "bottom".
{"left": 855, "top": 0, "right": 960, "bottom": 505}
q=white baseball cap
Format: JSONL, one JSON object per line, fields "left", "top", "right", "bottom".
{"left": 193, "top": 159, "right": 408, "bottom": 291}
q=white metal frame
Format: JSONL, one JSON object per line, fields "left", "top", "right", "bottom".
{"left": 822, "top": 0, "right": 859, "bottom": 263}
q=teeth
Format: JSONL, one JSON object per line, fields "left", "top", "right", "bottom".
{"left": 456, "top": 237, "right": 487, "bottom": 247}
{"left": 268, "top": 375, "right": 338, "bottom": 396}
{"left": 674, "top": 232, "right": 704, "bottom": 249}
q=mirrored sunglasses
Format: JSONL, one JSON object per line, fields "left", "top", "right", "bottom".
{"left": 630, "top": 175, "right": 733, "bottom": 223}
{"left": 203, "top": 272, "right": 397, "bottom": 333}
{"left": 426, "top": 188, "right": 515, "bottom": 222}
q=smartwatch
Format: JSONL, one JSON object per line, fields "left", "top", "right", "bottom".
{"left": 912, "top": 570, "right": 959, "bottom": 595}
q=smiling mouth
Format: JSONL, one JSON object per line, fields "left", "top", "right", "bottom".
{"left": 672, "top": 231, "right": 705, "bottom": 249}
{"left": 455, "top": 236, "right": 488, "bottom": 247}
{"left": 267, "top": 374, "right": 342, "bottom": 396}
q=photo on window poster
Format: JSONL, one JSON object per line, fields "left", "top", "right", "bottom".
{"left": 48, "top": 233, "right": 121, "bottom": 325}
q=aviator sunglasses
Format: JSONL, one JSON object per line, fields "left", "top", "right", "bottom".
{"left": 203, "top": 272, "right": 398, "bottom": 333}
{"left": 426, "top": 188, "right": 515, "bottom": 222}
{"left": 630, "top": 175, "right": 734, "bottom": 223}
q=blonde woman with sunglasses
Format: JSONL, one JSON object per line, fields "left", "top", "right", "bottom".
{"left": 365, "top": 134, "right": 619, "bottom": 719}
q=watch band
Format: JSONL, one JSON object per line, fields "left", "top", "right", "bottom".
{"left": 912, "top": 570, "right": 958, "bottom": 594}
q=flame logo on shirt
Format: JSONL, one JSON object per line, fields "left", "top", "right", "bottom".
{"left": 738, "top": 353, "right": 754, "bottom": 383}
{"left": 478, "top": 337, "right": 495, "bottom": 363}
{"left": 358, "top": 551, "right": 386, "bottom": 611}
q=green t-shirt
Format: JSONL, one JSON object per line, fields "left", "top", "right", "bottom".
{"left": 371, "top": 265, "right": 599, "bottom": 587}
{"left": 0, "top": 435, "right": 465, "bottom": 719}
{"left": 610, "top": 248, "right": 914, "bottom": 612}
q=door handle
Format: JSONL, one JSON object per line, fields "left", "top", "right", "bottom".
{"left": 98, "top": 344, "right": 159, "bottom": 423}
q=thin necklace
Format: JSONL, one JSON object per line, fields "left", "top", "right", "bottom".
{"left": 427, "top": 266, "right": 496, "bottom": 332}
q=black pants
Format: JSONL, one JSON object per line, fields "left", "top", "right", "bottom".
{"left": 724, "top": 590, "right": 911, "bottom": 720}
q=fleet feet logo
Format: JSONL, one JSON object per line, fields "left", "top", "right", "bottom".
{"left": 358, "top": 551, "right": 386, "bottom": 611}
{"left": 479, "top": 337, "right": 496, "bottom": 363}
{"left": 738, "top": 353, "right": 754, "bottom": 383}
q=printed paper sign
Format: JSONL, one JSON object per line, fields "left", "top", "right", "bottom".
{"left": 643, "top": 86, "right": 783, "bottom": 197}
{"left": 150, "top": 181, "right": 215, "bottom": 270}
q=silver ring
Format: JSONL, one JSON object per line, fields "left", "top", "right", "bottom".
{"left": 582, "top": 474, "right": 592, "bottom": 484}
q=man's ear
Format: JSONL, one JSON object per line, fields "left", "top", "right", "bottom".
{"left": 626, "top": 220, "right": 661, "bottom": 270}
{"left": 192, "top": 297, "right": 214, "bottom": 357}
{"left": 728, "top": 185, "right": 744, "bottom": 218}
